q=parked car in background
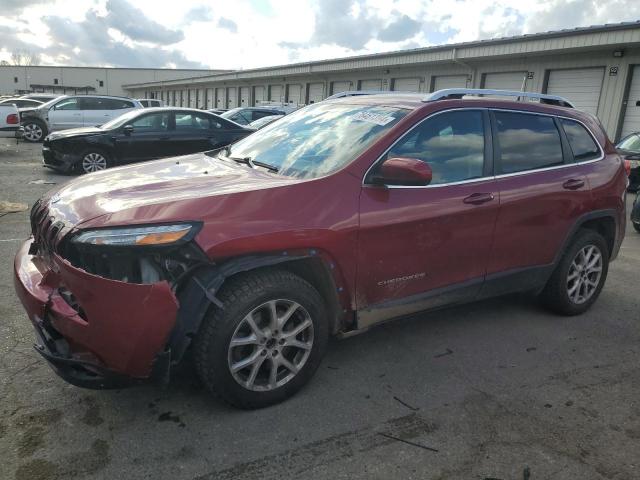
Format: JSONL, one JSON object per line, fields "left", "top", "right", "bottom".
{"left": 247, "top": 114, "right": 284, "bottom": 130}
{"left": 208, "top": 108, "right": 227, "bottom": 115}
{"left": 0, "top": 103, "right": 23, "bottom": 139}
{"left": 616, "top": 133, "right": 640, "bottom": 191}
{"left": 221, "top": 107, "right": 291, "bottom": 126}
{"left": 0, "top": 98, "right": 43, "bottom": 109}
{"left": 20, "top": 95, "right": 143, "bottom": 143}
{"left": 42, "top": 107, "right": 252, "bottom": 173}
{"left": 15, "top": 89, "right": 626, "bottom": 409}
{"left": 632, "top": 193, "right": 640, "bottom": 232}
{"left": 20, "top": 93, "right": 62, "bottom": 103}
{"left": 137, "top": 99, "right": 164, "bottom": 108}
{"left": 324, "top": 90, "right": 389, "bottom": 100}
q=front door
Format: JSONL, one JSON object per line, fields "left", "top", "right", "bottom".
{"left": 48, "top": 97, "right": 83, "bottom": 130}
{"left": 357, "top": 109, "right": 499, "bottom": 327}
{"left": 113, "top": 111, "right": 172, "bottom": 164}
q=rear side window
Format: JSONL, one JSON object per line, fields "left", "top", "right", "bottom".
{"left": 385, "top": 110, "right": 485, "bottom": 185}
{"left": 175, "top": 113, "right": 215, "bottom": 130}
{"left": 494, "top": 111, "right": 564, "bottom": 174}
{"left": 560, "top": 119, "right": 601, "bottom": 161}
{"left": 102, "top": 98, "right": 135, "bottom": 109}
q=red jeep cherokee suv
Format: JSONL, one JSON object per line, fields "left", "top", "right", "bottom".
{"left": 14, "top": 89, "right": 627, "bottom": 408}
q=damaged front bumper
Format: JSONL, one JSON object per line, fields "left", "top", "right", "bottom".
{"left": 14, "top": 238, "right": 179, "bottom": 388}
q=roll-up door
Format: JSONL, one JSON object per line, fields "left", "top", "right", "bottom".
{"left": 287, "top": 84, "right": 302, "bottom": 104}
{"left": 206, "top": 88, "right": 214, "bottom": 108}
{"left": 308, "top": 83, "right": 324, "bottom": 103}
{"left": 239, "top": 87, "right": 250, "bottom": 106}
{"left": 483, "top": 71, "right": 527, "bottom": 91}
{"left": 433, "top": 75, "right": 468, "bottom": 91}
{"left": 254, "top": 86, "right": 265, "bottom": 105}
{"left": 621, "top": 66, "right": 640, "bottom": 139}
{"left": 546, "top": 67, "right": 605, "bottom": 117}
{"left": 269, "top": 85, "right": 283, "bottom": 102}
{"left": 331, "top": 81, "right": 351, "bottom": 95}
{"left": 393, "top": 78, "right": 420, "bottom": 92}
{"left": 227, "top": 87, "right": 237, "bottom": 108}
{"left": 215, "top": 88, "right": 225, "bottom": 109}
{"left": 189, "top": 89, "right": 197, "bottom": 108}
{"left": 182, "top": 89, "right": 189, "bottom": 107}
{"left": 359, "top": 79, "right": 382, "bottom": 91}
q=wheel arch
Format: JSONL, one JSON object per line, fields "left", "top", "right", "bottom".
{"left": 555, "top": 209, "right": 620, "bottom": 265}
{"left": 168, "top": 250, "right": 352, "bottom": 366}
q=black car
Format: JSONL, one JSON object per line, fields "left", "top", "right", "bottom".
{"left": 616, "top": 133, "right": 640, "bottom": 191}
{"left": 42, "top": 108, "right": 252, "bottom": 174}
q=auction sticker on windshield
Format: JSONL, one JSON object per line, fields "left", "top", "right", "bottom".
{"left": 350, "top": 111, "right": 396, "bottom": 126}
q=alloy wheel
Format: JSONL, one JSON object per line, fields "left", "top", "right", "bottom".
{"left": 566, "top": 244, "right": 603, "bottom": 304}
{"left": 23, "top": 123, "right": 43, "bottom": 142}
{"left": 227, "top": 299, "right": 314, "bottom": 392}
{"left": 81, "top": 152, "right": 107, "bottom": 173}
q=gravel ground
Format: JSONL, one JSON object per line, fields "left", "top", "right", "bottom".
{"left": 1, "top": 140, "right": 639, "bottom": 480}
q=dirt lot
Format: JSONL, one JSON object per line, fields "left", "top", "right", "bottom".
{"left": 1, "top": 140, "right": 639, "bottom": 480}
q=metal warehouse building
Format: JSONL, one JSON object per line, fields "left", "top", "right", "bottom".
{"left": 124, "top": 21, "right": 640, "bottom": 142}
{"left": 0, "top": 66, "right": 228, "bottom": 97}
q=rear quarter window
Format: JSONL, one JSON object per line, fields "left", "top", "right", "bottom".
{"left": 560, "top": 119, "right": 601, "bottom": 161}
{"left": 494, "top": 111, "right": 564, "bottom": 174}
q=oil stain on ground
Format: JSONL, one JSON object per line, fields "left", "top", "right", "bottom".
{"left": 15, "top": 409, "right": 62, "bottom": 458}
{"left": 80, "top": 397, "right": 104, "bottom": 427}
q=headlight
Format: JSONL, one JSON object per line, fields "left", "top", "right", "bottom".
{"left": 72, "top": 224, "right": 197, "bottom": 246}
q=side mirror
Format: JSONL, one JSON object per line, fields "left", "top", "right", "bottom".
{"left": 372, "top": 157, "right": 432, "bottom": 186}
{"left": 123, "top": 125, "right": 134, "bottom": 135}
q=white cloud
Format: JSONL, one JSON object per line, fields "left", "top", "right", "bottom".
{"left": 0, "top": 0, "right": 638, "bottom": 69}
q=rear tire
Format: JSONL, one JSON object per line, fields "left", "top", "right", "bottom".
{"left": 194, "top": 269, "right": 329, "bottom": 409}
{"left": 22, "top": 120, "right": 47, "bottom": 143}
{"left": 539, "top": 229, "right": 609, "bottom": 316}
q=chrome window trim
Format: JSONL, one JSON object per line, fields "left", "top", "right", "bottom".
{"left": 363, "top": 106, "right": 605, "bottom": 189}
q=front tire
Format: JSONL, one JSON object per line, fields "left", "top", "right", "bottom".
{"left": 539, "top": 229, "right": 609, "bottom": 315}
{"left": 22, "top": 120, "right": 47, "bottom": 143}
{"left": 79, "top": 149, "right": 112, "bottom": 174}
{"left": 194, "top": 269, "right": 329, "bottom": 409}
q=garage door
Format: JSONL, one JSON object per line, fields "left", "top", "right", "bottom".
{"left": 546, "top": 68, "right": 604, "bottom": 116}
{"left": 331, "top": 81, "right": 351, "bottom": 95}
{"left": 182, "top": 89, "right": 189, "bottom": 107}
{"left": 483, "top": 71, "right": 527, "bottom": 91}
{"left": 206, "top": 89, "right": 214, "bottom": 108}
{"left": 621, "top": 66, "right": 640, "bottom": 139}
{"left": 308, "top": 83, "right": 324, "bottom": 103}
{"left": 239, "top": 87, "right": 250, "bottom": 106}
{"left": 270, "top": 85, "right": 283, "bottom": 102}
{"left": 433, "top": 75, "right": 468, "bottom": 91}
{"left": 227, "top": 87, "right": 237, "bottom": 108}
{"left": 288, "top": 84, "right": 302, "bottom": 104}
{"left": 393, "top": 78, "right": 420, "bottom": 92}
{"left": 360, "top": 79, "right": 382, "bottom": 91}
{"left": 189, "top": 89, "right": 197, "bottom": 108}
{"left": 215, "top": 88, "right": 225, "bottom": 109}
{"left": 253, "top": 86, "right": 265, "bottom": 105}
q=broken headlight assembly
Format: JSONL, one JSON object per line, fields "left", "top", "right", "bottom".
{"left": 60, "top": 223, "right": 209, "bottom": 286}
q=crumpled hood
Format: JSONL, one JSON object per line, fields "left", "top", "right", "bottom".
{"left": 43, "top": 153, "right": 298, "bottom": 228}
{"left": 46, "top": 127, "right": 103, "bottom": 141}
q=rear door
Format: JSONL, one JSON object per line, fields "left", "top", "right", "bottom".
{"left": 172, "top": 112, "right": 244, "bottom": 155}
{"left": 82, "top": 98, "right": 137, "bottom": 126}
{"left": 357, "top": 109, "right": 499, "bottom": 324}
{"left": 48, "top": 97, "right": 83, "bottom": 130}
{"left": 486, "top": 110, "right": 593, "bottom": 291}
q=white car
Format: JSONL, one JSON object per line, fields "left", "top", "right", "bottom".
{"left": 137, "top": 99, "right": 164, "bottom": 108}
{"left": 20, "top": 95, "right": 143, "bottom": 142}
{"left": 0, "top": 103, "right": 23, "bottom": 140}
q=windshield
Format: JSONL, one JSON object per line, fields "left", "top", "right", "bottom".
{"left": 221, "top": 102, "right": 407, "bottom": 179}
{"left": 101, "top": 110, "right": 142, "bottom": 129}
{"left": 617, "top": 134, "right": 640, "bottom": 153}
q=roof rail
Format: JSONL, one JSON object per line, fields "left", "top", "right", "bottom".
{"left": 424, "top": 88, "right": 575, "bottom": 108}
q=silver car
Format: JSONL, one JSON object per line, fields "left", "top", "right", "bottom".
{"left": 20, "top": 95, "right": 143, "bottom": 142}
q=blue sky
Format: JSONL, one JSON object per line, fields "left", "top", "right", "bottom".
{"left": 0, "top": 0, "right": 638, "bottom": 69}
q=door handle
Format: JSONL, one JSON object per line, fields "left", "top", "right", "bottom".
{"left": 562, "top": 179, "right": 585, "bottom": 190}
{"left": 463, "top": 193, "right": 495, "bottom": 205}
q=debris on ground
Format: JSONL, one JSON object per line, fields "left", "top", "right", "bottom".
{"left": 377, "top": 432, "right": 438, "bottom": 452}
{"left": 28, "top": 179, "right": 57, "bottom": 185}
{"left": 0, "top": 200, "right": 28, "bottom": 216}
{"left": 434, "top": 348, "right": 453, "bottom": 358}
{"left": 393, "top": 396, "right": 420, "bottom": 411}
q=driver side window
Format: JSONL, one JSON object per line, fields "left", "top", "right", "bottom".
{"left": 385, "top": 110, "right": 486, "bottom": 185}
{"left": 54, "top": 98, "right": 80, "bottom": 110}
